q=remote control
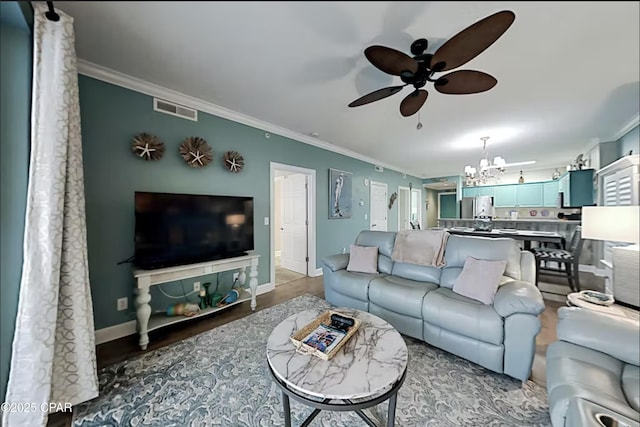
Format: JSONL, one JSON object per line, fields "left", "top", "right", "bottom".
{"left": 330, "top": 314, "right": 355, "bottom": 331}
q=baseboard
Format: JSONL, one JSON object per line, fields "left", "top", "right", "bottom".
{"left": 94, "top": 282, "right": 275, "bottom": 345}
{"left": 310, "top": 268, "right": 323, "bottom": 277}
{"left": 255, "top": 282, "right": 275, "bottom": 295}
{"left": 95, "top": 320, "right": 137, "bottom": 345}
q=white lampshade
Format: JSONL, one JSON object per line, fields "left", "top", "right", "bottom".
{"left": 582, "top": 206, "right": 640, "bottom": 243}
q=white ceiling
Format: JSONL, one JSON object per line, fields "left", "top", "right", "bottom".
{"left": 56, "top": 1, "right": 640, "bottom": 178}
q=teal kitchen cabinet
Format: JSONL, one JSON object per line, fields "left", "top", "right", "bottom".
{"left": 462, "top": 187, "right": 479, "bottom": 198}
{"left": 478, "top": 186, "right": 495, "bottom": 197}
{"left": 494, "top": 185, "right": 517, "bottom": 207}
{"left": 559, "top": 169, "right": 595, "bottom": 207}
{"left": 543, "top": 181, "right": 559, "bottom": 206}
{"left": 516, "top": 183, "right": 544, "bottom": 207}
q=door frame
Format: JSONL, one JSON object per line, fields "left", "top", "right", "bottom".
{"left": 270, "top": 162, "right": 317, "bottom": 288}
{"left": 369, "top": 180, "right": 388, "bottom": 231}
{"left": 438, "top": 191, "right": 457, "bottom": 219}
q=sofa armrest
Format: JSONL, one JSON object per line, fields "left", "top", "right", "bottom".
{"left": 493, "top": 280, "right": 545, "bottom": 317}
{"left": 557, "top": 306, "right": 640, "bottom": 365}
{"left": 322, "top": 254, "right": 349, "bottom": 272}
{"left": 519, "top": 251, "right": 536, "bottom": 284}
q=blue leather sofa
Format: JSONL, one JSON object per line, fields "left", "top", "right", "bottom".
{"left": 322, "top": 230, "right": 545, "bottom": 382}
{"left": 546, "top": 307, "right": 640, "bottom": 427}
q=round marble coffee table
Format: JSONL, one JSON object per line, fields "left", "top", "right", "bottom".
{"left": 266, "top": 308, "right": 408, "bottom": 427}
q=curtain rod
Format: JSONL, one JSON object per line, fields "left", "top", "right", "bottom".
{"left": 45, "top": 1, "right": 60, "bottom": 22}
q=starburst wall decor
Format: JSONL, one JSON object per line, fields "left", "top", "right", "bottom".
{"left": 131, "top": 133, "right": 165, "bottom": 161}
{"left": 223, "top": 151, "right": 245, "bottom": 173}
{"left": 179, "top": 136, "right": 213, "bottom": 168}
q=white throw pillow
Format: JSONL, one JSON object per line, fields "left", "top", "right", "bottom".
{"left": 346, "top": 245, "right": 379, "bottom": 274}
{"left": 452, "top": 256, "right": 507, "bottom": 305}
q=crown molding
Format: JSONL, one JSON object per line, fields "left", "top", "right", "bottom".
{"left": 76, "top": 59, "right": 423, "bottom": 178}
{"left": 612, "top": 113, "right": 640, "bottom": 141}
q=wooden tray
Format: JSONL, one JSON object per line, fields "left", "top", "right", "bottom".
{"left": 290, "top": 310, "right": 361, "bottom": 361}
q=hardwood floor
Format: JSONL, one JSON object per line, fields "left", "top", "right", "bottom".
{"left": 48, "top": 275, "right": 568, "bottom": 427}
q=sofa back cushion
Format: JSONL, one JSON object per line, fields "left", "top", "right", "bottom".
{"left": 391, "top": 262, "right": 442, "bottom": 283}
{"left": 355, "top": 231, "right": 397, "bottom": 274}
{"left": 440, "top": 235, "right": 521, "bottom": 289}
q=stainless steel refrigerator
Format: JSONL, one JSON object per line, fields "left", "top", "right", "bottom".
{"left": 460, "top": 196, "right": 494, "bottom": 218}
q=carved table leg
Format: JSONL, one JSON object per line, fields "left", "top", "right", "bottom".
{"left": 136, "top": 286, "right": 151, "bottom": 350}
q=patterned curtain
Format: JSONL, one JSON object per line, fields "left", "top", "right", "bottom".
{"left": 3, "top": 4, "right": 98, "bottom": 426}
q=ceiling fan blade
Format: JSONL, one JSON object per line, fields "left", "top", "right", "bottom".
{"left": 400, "top": 89, "right": 428, "bottom": 117}
{"left": 431, "top": 10, "right": 515, "bottom": 72}
{"left": 364, "top": 45, "right": 418, "bottom": 76}
{"left": 348, "top": 85, "right": 406, "bottom": 107}
{"left": 434, "top": 70, "right": 497, "bottom": 94}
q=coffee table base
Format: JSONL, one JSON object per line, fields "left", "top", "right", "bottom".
{"left": 269, "top": 364, "right": 407, "bottom": 427}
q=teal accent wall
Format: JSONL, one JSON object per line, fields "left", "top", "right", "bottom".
{"left": 617, "top": 125, "right": 639, "bottom": 157}
{"left": 439, "top": 192, "right": 457, "bottom": 218}
{"left": 0, "top": 1, "right": 32, "bottom": 401}
{"left": 78, "top": 76, "right": 421, "bottom": 330}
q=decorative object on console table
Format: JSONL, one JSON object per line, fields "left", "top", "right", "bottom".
{"left": 582, "top": 206, "right": 640, "bottom": 308}
{"left": 131, "top": 132, "right": 165, "bottom": 161}
{"left": 134, "top": 255, "right": 260, "bottom": 350}
{"left": 223, "top": 150, "right": 244, "bottom": 173}
{"left": 179, "top": 136, "right": 213, "bottom": 168}
{"left": 329, "top": 168, "right": 352, "bottom": 219}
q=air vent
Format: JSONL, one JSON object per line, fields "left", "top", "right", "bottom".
{"left": 153, "top": 98, "right": 198, "bottom": 122}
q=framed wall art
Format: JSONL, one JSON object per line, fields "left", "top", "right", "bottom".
{"left": 329, "top": 168, "right": 352, "bottom": 219}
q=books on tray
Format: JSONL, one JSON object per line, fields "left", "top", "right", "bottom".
{"left": 301, "top": 323, "right": 347, "bottom": 355}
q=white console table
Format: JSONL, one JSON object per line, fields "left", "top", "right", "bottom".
{"left": 133, "top": 254, "right": 259, "bottom": 350}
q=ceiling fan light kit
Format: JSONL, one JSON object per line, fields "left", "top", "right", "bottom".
{"left": 348, "top": 10, "right": 515, "bottom": 118}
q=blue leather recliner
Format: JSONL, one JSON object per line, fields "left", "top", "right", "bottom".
{"left": 322, "top": 230, "right": 545, "bottom": 382}
{"left": 546, "top": 307, "right": 640, "bottom": 427}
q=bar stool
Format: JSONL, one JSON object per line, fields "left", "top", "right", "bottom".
{"left": 532, "top": 226, "right": 583, "bottom": 292}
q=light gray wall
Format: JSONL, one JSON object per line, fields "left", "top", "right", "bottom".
{"left": 618, "top": 125, "right": 639, "bottom": 157}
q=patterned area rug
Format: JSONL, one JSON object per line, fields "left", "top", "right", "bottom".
{"left": 73, "top": 294, "right": 551, "bottom": 426}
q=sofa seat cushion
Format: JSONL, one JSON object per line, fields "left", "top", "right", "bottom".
{"left": 369, "top": 276, "right": 438, "bottom": 318}
{"left": 622, "top": 364, "right": 640, "bottom": 412}
{"left": 422, "top": 288, "right": 504, "bottom": 345}
{"left": 546, "top": 341, "right": 638, "bottom": 425}
{"left": 330, "top": 270, "right": 385, "bottom": 301}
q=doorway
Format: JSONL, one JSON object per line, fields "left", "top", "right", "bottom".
{"left": 370, "top": 181, "right": 388, "bottom": 231}
{"left": 398, "top": 186, "right": 410, "bottom": 231}
{"left": 270, "top": 162, "right": 316, "bottom": 288}
{"left": 398, "top": 185, "right": 423, "bottom": 230}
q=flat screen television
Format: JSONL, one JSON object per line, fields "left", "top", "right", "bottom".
{"left": 134, "top": 191, "right": 254, "bottom": 270}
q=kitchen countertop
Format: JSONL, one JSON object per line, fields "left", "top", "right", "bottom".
{"left": 438, "top": 218, "right": 581, "bottom": 223}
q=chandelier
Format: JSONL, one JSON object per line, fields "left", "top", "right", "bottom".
{"left": 464, "top": 137, "right": 506, "bottom": 186}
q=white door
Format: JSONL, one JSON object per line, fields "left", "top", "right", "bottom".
{"left": 398, "top": 186, "right": 410, "bottom": 231}
{"left": 280, "top": 173, "right": 308, "bottom": 274}
{"left": 370, "top": 181, "right": 388, "bottom": 231}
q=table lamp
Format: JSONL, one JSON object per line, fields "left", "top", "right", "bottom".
{"left": 582, "top": 206, "right": 640, "bottom": 307}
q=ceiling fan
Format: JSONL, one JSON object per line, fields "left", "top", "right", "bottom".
{"left": 348, "top": 10, "right": 515, "bottom": 117}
